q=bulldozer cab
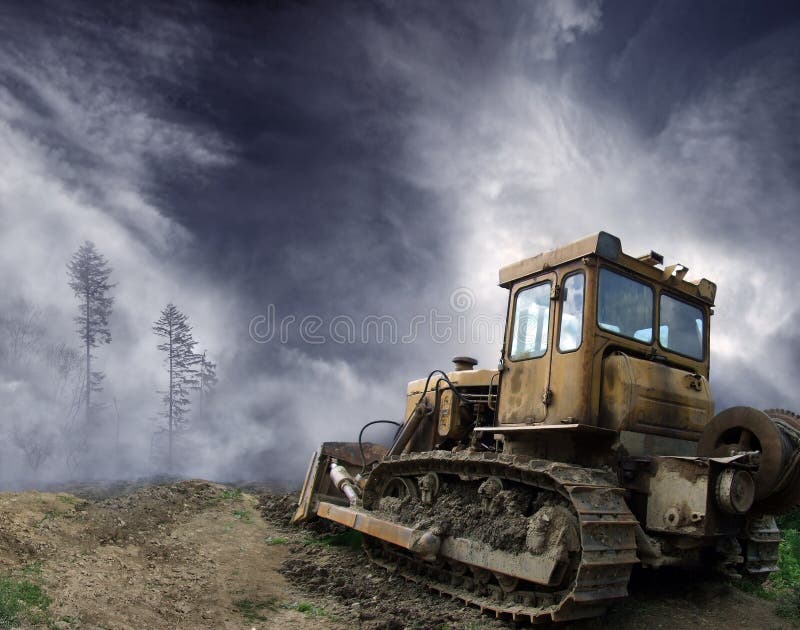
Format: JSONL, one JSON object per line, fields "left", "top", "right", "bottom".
{"left": 496, "top": 232, "right": 717, "bottom": 442}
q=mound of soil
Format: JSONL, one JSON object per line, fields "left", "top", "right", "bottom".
{"left": 0, "top": 481, "right": 317, "bottom": 628}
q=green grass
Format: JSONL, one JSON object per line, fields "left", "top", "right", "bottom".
{"left": 32, "top": 511, "right": 57, "bottom": 529}
{"left": 737, "top": 512, "right": 800, "bottom": 623}
{"left": 283, "top": 601, "right": 330, "bottom": 618}
{"left": 221, "top": 488, "right": 243, "bottom": 501}
{"left": 302, "top": 529, "right": 362, "bottom": 549}
{"left": 265, "top": 536, "right": 288, "bottom": 545}
{"left": 208, "top": 487, "right": 244, "bottom": 506}
{"left": 0, "top": 573, "right": 51, "bottom": 628}
{"left": 233, "top": 598, "right": 332, "bottom": 622}
{"left": 769, "top": 527, "right": 800, "bottom": 622}
{"left": 232, "top": 510, "right": 252, "bottom": 523}
{"left": 232, "top": 598, "right": 277, "bottom": 622}
{"left": 57, "top": 495, "right": 77, "bottom": 505}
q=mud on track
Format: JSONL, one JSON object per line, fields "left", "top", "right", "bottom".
{"left": 260, "top": 491, "right": 794, "bottom": 630}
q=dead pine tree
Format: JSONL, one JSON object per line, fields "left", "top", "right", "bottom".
{"left": 153, "top": 304, "right": 198, "bottom": 472}
{"left": 66, "top": 241, "right": 114, "bottom": 427}
{"left": 194, "top": 350, "right": 218, "bottom": 426}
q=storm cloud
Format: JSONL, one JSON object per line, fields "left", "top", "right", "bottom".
{"left": 0, "top": 1, "right": 798, "bottom": 485}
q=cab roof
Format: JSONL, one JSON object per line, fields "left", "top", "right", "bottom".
{"left": 498, "top": 231, "right": 716, "bottom": 305}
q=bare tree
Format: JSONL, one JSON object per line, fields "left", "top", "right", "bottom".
{"left": 194, "top": 350, "right": 217, "bottom": 426}
{"left": 66, "top": 241, "right": 114, "bottom": 426}
{"left": 13, "top": 425, "right": 54, "bottom": 471}
{"left": 1, "top": 304, "right": 84, "bottom": 474}
{"left": 153, "top": 304, "right": 198, "bottom": 471}
{"left": 1, "top": 300, "right": 43, "bottom": 367}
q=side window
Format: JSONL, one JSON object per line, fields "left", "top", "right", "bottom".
{"left": 597, "top": 268, "right": 654, "bottom": 343}
{"left": 510, "top": 282, "right": 551, "bottom": 360}
{"left": 659, "top": 294, "right": 704, "bottom": 360}
{"left": 559, "top": 273, "right": 584, "bottom": 352}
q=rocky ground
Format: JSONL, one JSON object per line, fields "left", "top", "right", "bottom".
{"left": 0, "top": 480, "right": 793, "bottom": 629}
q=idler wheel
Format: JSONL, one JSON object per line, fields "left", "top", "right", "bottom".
{"left": 382, "top": 476, "right": 418, "bottom": 500}
{"left": 698, "top": 406, "right": 791, "bottom": 500}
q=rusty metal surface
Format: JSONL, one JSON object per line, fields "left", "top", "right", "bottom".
{"left": 645, "top": 456, "right": 710, "bottom": 536}
{"left": 319, "top": 500, "right": 563, "bottom": 585}
{"left": 499, "top": 232, "right": 715, "bottom": 302}
{"left": 320, "top": 441, "right": 387, "bottom": 468}
{"left": 499, "top": 232, "right": 620, "bottom": 288}
{"left": 318, "top": 501, "right": 418, "bottom": 549}
{"left": 599, "top": 352, "right": 714, "bottom": 441}
{"left": 474, "top": 424, "right": 617, "bottom": 435}
{"left": 292, "top": 449, "right": 324, "bottom": 524}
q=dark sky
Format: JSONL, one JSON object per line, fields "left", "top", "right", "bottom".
{"left": 1, "top": 0, "right": 799, "bottom": 483}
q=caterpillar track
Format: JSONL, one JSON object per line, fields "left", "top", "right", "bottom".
{"left": 359, "top": 451, "right": 639, "bottom": 624}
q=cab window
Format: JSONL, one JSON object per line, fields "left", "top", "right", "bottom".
{"left": 559, "top": 272, "right": 584, "bottom": 352}
{"left": 597, "top": 268, "right": 654, "bottom": 343}
{"left": 510, "top": 282, "right": 551, "bottom": 360}
{"left": 659, "top": 293, "right": 704, "bottom": 360}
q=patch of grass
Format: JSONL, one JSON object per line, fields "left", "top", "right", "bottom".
{"left": 32, "top": 511, "right": 57, "bottom": 529}
{"left": 208, "top": 487, "right": 244, "bottom": 506}
{"left": 0, "top": 575, "right": 51, "bottom": 628}
{"left": 283, "top": 601, "right": 329, "bottom": 618}
{"left": 22, "top": 562, "right": 42, "bottom": 579}
{"left": 57, "top": 495, "right": 76, "bottom": 505}
{"left": 221, "top": 488, "right": 243, "bottom": 501}
{"left": 233, "top": 598, "right": 277, "bottom": 622}
{"left": 302, "top": 529, "right": 362, "bottom": 549}
{"left": 265, "top": 536, "right": 288, "bottom": 546}
{"left": 772, "top": 529, "right": 800, "bottom": 590}
{"left": 737, "top": 523, "right": 800, "bottom": 623}
{"left": 232, "top": 510, "right": 252, "bottom": 523}
{"left": 735, "top": 576, "right": 777, "bottom": 601}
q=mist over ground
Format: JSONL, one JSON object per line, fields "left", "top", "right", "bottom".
{"left": 0, "top": 1, "right": 798, "bottom": 488}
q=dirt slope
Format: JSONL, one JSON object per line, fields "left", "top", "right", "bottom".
{"left": 0, "top": 481, "right": 322, "bottom": 629}
{"left": 0, "top": 482, "right": 793, "bottom": 629}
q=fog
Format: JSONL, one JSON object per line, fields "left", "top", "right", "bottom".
{"left": 1, "top": 1, "right": 798, "bottom": 488}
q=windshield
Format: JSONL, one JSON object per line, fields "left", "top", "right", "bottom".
{"left": 510, "top": 282, "right": 551, "bottom": 360}
{"left": 660, "top": 293, "right": 704, "bottom": 359}
{"left": 597, "top": 268, "right": 654, "bottom": 342}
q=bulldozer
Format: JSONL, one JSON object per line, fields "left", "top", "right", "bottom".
{"left": 292, "top": 231, "right": 800, "bottom": 623}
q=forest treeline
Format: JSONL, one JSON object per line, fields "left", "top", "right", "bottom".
{"left": 0, "top": 241, "right": 217, "bottom": 479}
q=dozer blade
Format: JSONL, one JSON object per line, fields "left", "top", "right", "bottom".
{"left": 291, "top": 441, "right": 387, "bottom": 524}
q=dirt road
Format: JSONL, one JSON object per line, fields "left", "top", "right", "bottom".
{"left": 0, "top": 481, "right": 793, "bottom": 629}
{"left": 0, "top": 481, "right": 321, "bottom": 629}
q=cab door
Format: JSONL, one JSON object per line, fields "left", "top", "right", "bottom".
{"left": 497, "top": 273, "right": 556, "bottom": 425}
{"left": 546, "top": 268, "right": 591, "bottom": 424}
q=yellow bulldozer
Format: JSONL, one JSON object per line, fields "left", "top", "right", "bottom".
{"left": 292, "top": 232, "right": 800, "bottom": 623}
